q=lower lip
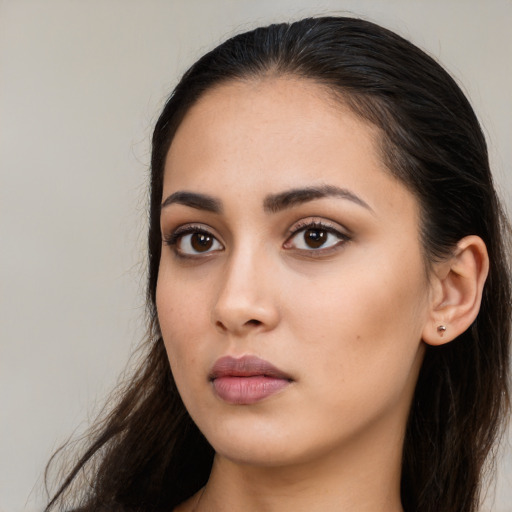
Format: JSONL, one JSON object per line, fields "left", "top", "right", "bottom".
{"left": 212, "top": 376, "right": 290, "bottom": 405}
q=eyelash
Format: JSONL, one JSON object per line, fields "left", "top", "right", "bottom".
{"left": 163, "top": 224, "right": 222, "bottom": 258}
{"left": 162, "top": 220, "right": 350, "bottom": 258}
{"left": 284, "top": 220, "right": 350, "bottom": 255}
{"left": 164, "top": 224, "right": 210, "bottom": 246}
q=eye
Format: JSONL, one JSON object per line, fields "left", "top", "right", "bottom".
{"left": 284, "top": 222, "right": 349, "bottom": 252}
{"left": 164, "top": 226, "right": 224, "bottom": 256}
{"left": 179, "top": 232, "right": 223, "bottom": 254}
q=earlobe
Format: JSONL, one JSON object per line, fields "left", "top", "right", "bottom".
{"left": 422, "top": 236, "right": 489, "bottom": 346}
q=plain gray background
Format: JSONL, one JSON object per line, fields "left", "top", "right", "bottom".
{"left": 1, "top": 1, "right": 511, "bottom": 511}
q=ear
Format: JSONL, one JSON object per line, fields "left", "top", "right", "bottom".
{"left": 422, "top": 235, "right": 489, "bottom": 346}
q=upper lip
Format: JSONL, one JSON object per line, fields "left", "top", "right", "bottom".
{"left": 209, "top": 355, "right": 292, "bottom": 381}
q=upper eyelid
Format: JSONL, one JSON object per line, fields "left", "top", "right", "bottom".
{"left": 286, "top": 218, "right": 351, "bottom": 238}
{"left": 163, "top": 225, "right": 225, "bottom": 259}
{"left": 162, "top": 223, "right": 224, "bottom": 248}
{"left": 164, "top": 222, "right": 219, "bottom": 238}
{"left": 286, "top": 223, "right": 349, "bottom": 243}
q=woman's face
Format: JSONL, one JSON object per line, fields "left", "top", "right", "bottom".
{"left": 156, "top": 78, "right": 432, "bottom": 468}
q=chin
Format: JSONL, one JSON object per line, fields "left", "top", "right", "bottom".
{"left": 195, "top": 413, "right": 341, "bottom": 469}
{"left": 195, "top": 414, "right": 304, "bottom": 466}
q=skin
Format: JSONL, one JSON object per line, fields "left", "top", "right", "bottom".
{"left": 156, "top": 77, "right": 444, "bottom": 511}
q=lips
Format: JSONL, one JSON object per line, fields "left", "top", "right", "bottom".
{"left": 209, "top": 355, "right": 292, "bottom": 405}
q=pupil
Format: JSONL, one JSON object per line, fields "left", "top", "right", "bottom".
{"left": 305, "top": 229, "right": 326, "bottom": 249}
{"left": 191, "top": 233, "right": 213, "bottom": 252}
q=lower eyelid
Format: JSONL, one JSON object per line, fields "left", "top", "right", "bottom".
{"left": 163, "top": 226, "right": 225, "bottom": 259}
{"left": 284, "top": 221, "right": 349, "bottom": 247}
{"left": 286, "top": 234, "right": 347, "bottom": 251}
{"left": 163, "top": 224, "right": 217, "bottom": 245}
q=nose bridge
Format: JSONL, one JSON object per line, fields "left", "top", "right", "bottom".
{"left": 212, "top": 238, "right": 279, "bottom": 334}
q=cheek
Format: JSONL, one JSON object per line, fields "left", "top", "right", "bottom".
{"left": 285, "top": 254, "right": 428, "bottom": 404}
{"left": 156, "top": 269, "right": 209, "bottom": 381}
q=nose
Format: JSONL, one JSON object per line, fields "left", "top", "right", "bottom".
{"left": 212, "top": 245, "right": 280, "bottom": 336}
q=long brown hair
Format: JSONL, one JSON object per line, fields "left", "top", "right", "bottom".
{"left": 46, "top": 16, "right": 511, "bottom": 512}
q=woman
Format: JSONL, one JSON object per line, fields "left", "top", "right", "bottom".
{"left": 45, "top": 16, "right": 511, "bottom": 512}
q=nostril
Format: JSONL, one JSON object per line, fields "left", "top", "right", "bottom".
{"left": 216, "top": 320, "right": 228, "bottom": 331}
{"left": 246, "top": 319, "right": 262, "bottom": 327}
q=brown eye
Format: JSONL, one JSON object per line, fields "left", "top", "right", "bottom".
{"left": 191, "top": 233, "right": 214, "bottom": 252}
{"left": 175, "top": 230, "right": 223, "bottom": 256}
{"left": 304, "top": 228, "right": 327, "bottom": 249}
{"left": 285, "top": 223, "right": 349, "bottom": 252}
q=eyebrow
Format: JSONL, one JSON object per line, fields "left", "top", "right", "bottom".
{"left": 263, "top": 185, "right": 373, "bottom": 214}
{"left": 161, "top": 191, "right": 222, "bottom": 213}
{"left": 160, "top": 184, "right": 372, "bottom": 215}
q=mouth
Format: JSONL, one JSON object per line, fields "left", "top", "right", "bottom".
{"left": 208, "top": 355, "right": 293, "bottom": 405}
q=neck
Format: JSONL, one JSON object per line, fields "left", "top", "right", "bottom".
{"left": 193, "top": 416, "right": 406, "bottom": 512}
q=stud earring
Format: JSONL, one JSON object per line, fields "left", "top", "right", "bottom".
{"left": 437, "top": 325, "right": 447, "bottom": 336}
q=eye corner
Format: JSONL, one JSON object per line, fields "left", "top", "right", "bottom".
{"left": 162, "top": 224, "right": 224, "bottom": 258}
{"left": 284, "top": 219, "right": 350, "bottom": 254}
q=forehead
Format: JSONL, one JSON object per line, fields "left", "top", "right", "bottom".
{"left": 166, "top": 78, "right": 378, "bottom": 176}
{"left": 163, "top": 77, "right": 417, "bottom": 221}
